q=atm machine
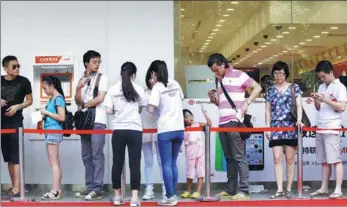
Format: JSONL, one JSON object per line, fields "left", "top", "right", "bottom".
{"left": 31, "top": 55, "right": 76, "bottom": 139}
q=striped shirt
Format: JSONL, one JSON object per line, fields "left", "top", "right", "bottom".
{"left": 217, "top": 68, "right": 255, "bottom": 124}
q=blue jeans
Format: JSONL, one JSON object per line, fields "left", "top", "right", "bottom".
{"left": 157, "top": 130, "right": 184, "bottom": 198}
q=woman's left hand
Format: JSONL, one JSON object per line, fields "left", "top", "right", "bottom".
{"left": 296, "top": 120, "right": 304, "bottom": 128}
{"left": 40, "top": 109, "right": 49, "bottom": 115}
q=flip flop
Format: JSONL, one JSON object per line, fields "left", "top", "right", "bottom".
{"left": 329, "top": 192, "right": 343, "bottom": 199}
{"left": 310, "top": 190, "right": 329, "bottom": 197}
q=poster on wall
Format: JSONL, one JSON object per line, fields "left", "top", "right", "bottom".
{"left": 181, "top": 98, "right": 347, "bottom": 182}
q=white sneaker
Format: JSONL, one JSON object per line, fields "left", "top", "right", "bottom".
{"left": 113, "top": 196, "right": 125, "bottom": 206}
{"left": 142, "top": 185, "right": 154, "bottom": 200}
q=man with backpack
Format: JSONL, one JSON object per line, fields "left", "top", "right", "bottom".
{"left": 74, "top": 50, "right": 108, "bottom": 200}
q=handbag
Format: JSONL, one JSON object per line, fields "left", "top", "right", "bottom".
{"left": 290, "top": 83, "right": 311, "bottom": 126}
{"left": 74, "top": 73, "right": 102, "bottom": 130}
{"left": 220, "top": 81, "right": 253, "bottom": 140}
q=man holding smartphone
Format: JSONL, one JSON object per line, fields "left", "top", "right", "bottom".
{"left": 206, "top": 53, "right": 261, "bottom": 200}
{"left": 310, "top": 60, "right": 346, "bottom": 199}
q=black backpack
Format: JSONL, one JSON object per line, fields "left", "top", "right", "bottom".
{"left": 54, "top": 97, "right": 74, "bottom": 137}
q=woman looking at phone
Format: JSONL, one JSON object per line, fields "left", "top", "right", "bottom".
{"left": 264, "top": 61, "right": 304, "bottom": 199}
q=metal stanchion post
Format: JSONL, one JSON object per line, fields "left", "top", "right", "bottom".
{"left": 297, "top": 126, "right": 303, "bottom": 198}
{"left": 196, "top": 125, "right": 220, "bottom": 202}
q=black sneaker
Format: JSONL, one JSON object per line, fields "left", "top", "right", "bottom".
{"left": 85, "top": 191, "right": 103, "bottom": 200}
{"left": 1, "top": 191, "right": 20, "bottom": 200}
{"left": 75, "top": 189, "right": 90, "bottom": 198}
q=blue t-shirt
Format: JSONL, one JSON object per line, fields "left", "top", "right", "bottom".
{"left": 44, "top": 96, "right": 66, "bottom": 129}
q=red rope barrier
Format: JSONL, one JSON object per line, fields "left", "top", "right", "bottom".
{"left": 0, "top": 129, "right": 17, "bottom": 134}
{"left": 1, "top": 126, "right": 347, "bottom": 135}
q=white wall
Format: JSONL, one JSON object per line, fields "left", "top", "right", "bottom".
{"left": 1, "top": 1, "right": 174, "bottom": 185}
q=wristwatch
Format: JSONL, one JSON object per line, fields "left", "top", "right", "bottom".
{"left": 246, "top": 99, "right": 252, "bottom": 105}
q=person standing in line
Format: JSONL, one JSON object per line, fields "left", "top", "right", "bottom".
{"left": 180, "top": 106, "right": 212, "bottom": 199}
{"left": 147, "top": 60, "right": 185, "bottom": 206}
{"left": 207, "top": 53, "right": 261, "bottom": 200}
{"left": 310, "top": 60, "right": 346, "bottom": 199}
{"left": 264, "top": 61, "right": 304, "bottom": 199}
{"left": 1, "top": 55, "right": 33, "bottom": 199}
{"left": 39, "top": 76, "right": 66, "bottom": 200}
{"left": 104, "top": 62, "right": 146, "bottom": 207}
{"left": 74, "top": 50, "right": 108, "bottom": 200}
{"left": 141, "top": 69, "right": 166, "bottom": 200}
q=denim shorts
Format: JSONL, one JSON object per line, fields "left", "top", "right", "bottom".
{"left": 45, "top": 134, "right": 63, "bottom": 145}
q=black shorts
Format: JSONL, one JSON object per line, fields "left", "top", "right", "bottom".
{"left": 1, "top": 123, "right": 22, "bottom": 164}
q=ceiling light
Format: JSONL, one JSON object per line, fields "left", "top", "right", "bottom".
{"left": 338, "top": 56, "right": 341, "bottom": 58}
{"left": 227, "top": 8, "right": 235, "bottom": 11}
{"left": 210, "top": 33, "right": 216, "bottom": 35}
{"left": 306, "top": 39, "right": 312, "bottom": 42}
{"left": 219, "top": 19, "right": 226, "bottom": 22}
{"left": 208, "top": 36, "right": 214, "bottom": 39}
{"left": 282, "top": 31, "right": 290, "bottom": 34}
{"left": 223, "top": 14, "right": 230, "bottom": 17}
{"left": 270, "top": 39, "right": 277, "bottom": 42}
{"left": 216, "top": 24, "right": 222, "bottom": 27}
{"left": 321, "top": 31, "right": 329, "bottom": 34}
{"left": 213, "top": 29, "right": 219, "bottom": 32}
{"left": 202, "top": 45, "right": 207, "bottom": 48}
{"left": 235, "top": 63, "right": 239, "bottom": 65}
{"left": 206, "top": 39, "right": 211, "bottom": 42}
{"left": 330, "top": 26, "right": 338, "bottom": 30}
{"left": 181, "top": 8, "right": 185, "bottom": 11}
{"left": 257, "top": 48, "right": 262, "bottom": 51}
{"left": 199, "top": 51, "right": 203, "bottom": 53}
{"left": 252, "top": 51, "right": 258, "bottom": 53}
{"left": 259, "top": 63, "right": 263, "bottom": 65}
{"left": 282, "top": 50, "right": 288, "bottom": 53}
{"left": 313, "top": 35, "right": 320, "bottom": 38}
{"left": 273, "top": 55, "right": 278, "bottom": 57}
{"left": 231, "top": 1, "right": 239, "bottom": 4}
{"left": 276, "top": 35, "right": 284, "bottom": 38}
{"left": 299, "top": 42, "right": 305, "bottom": 45}
{"left": 181, "top": 15, "right": 184, "bottom": 18}
{"left": 265, "top": 42, "right": 271, "bottom": 45}
{"left": 260, "top": 45, "right": 267, "bottom": 48}
{"left": 204, "top": 43, "right": 209, "bottom": 45}
{"left": 190, "top": 40, "right": 194, "bottom": 43}
{"left": 294, "top": 45, "right": 298, "bottom": 48}
{"left": 289, "top": 26, "right": 296, "bottom": 30}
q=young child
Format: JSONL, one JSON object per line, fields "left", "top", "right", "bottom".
{"left": 180, "top": 105, "right": 212, "bottom": 199}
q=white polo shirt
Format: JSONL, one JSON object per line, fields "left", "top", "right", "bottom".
{"left": 148, "top": 79, "right": 185, "bottom": 134}
{"left": 317, "top": 79, "right": 347, "bottom": 134}
{"left": 81, "top": 72, "right": 108, "bottom": 125}
{"left": 103, "top": 81, "right": 147, "bottom": 131}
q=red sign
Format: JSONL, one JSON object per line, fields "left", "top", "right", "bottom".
{"left": 35, "top": 56, "right": 62, "bottom": 64}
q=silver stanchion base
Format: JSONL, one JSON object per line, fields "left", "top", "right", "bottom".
{"left": 291, "top": 194, "right": 311, "bottom": 200}
{"left": 195, "top": 196, "right": 221, "bottom": 202}
{"left": 10, "top": 197, "right": 36, "bottom": 202}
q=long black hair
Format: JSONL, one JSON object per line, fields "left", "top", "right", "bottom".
{"left": 148, "top": 60, "right": 169, "bottom": 87}
{"left": 121, "top": 62, "right": 139, "bottom": 102}
{"left": 145, "top": 68, "right": 152, "bottom": 90}
{"left": 42, "top": 76, "right": 65, "bottom": 98}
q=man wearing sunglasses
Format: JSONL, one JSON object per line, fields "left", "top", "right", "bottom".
{"left": 1, "top": 55, "right": 33, "bottom": 199}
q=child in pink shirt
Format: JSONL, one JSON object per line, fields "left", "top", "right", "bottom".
{"left": 180, "top": 105, "right": 212, "bottom": 199}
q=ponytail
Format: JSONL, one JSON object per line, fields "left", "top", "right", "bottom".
{"left": 121, "top": 62, "right": 139, "bottom": 102}
{"left": 51, "top": 76, "right": 65, "bottom": 98}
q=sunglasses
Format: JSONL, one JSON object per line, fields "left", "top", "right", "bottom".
{"left": 11, "top": 64, "right": 21, "bottom": 70}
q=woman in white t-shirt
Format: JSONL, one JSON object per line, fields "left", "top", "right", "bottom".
{"left": 147, "top": 60, "right": 185, "bottom": 206}
{"left": 141, "top": 70, "right": 165, "bottom": 200}
{"left": 103, "top": 62, "right": 147, "bottom": 207}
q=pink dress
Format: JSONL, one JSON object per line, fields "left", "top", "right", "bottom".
{"left": 184, "top": 123, "right": 205, "bottom": 179}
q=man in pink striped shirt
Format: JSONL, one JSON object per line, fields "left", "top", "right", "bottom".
{"left": 207, "top": 53, "right": 261, "bottom": 200}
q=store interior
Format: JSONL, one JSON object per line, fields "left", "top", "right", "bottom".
{"left": 176, "top": 1, "right": 347, "bottom": 98}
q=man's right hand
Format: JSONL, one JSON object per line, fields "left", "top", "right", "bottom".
{"left": 1, "top": 99, "right": 7, "bottom": 108}
{"left": 77, "top": 78, "right": 88, "bottom": 90}
{"left": 208, "top": 90, "right": 218, "bottom": 104}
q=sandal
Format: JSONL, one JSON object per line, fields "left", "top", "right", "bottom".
{"left": 216, "top": 191, "right": 233, "bottom": 198}
{"left": 329, "top": 192, "right": 343, "bottom": 199}
{"left": 41, "top": 190, "right": 61, "bottom": 200}
{"left": 285, "top": 191, "right": 293, "bottom": 199}
{"left": 269, "top": 191, "right": 285, "bottom": 199}
{"left": 310, "top": 190, "right": 329, "bottom": 197}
